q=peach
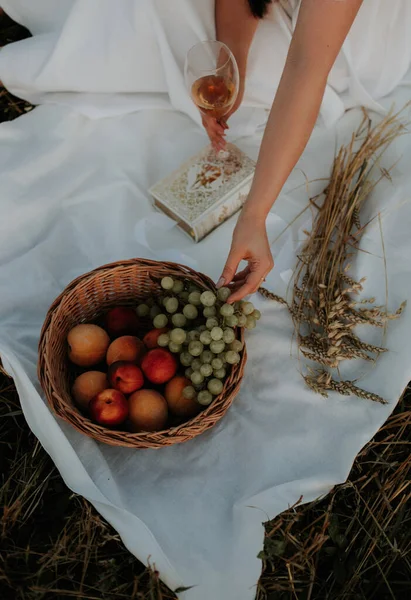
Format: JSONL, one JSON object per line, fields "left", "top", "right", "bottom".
{"left": 72, "top": 371, "right": 109, "bottom": 411}
{"left": 89, "top": 389, "right": 128, "bottom": 427}
{"left": 106, "top": 335, "right": 146, "bottom": 366}
{"left": 104, "top": 306, "right": 140, "bottom": 338}
{"left": 108, "top": 361, "right": 144, "bottom": 395}
{"left": 128, "top": 389, "right": 168, "bottom": 432}
{"left": 165, "top": 376, "right": 201, "bottom": 418}
{"left": 141, "top": 348, "right": 177, "bottom": 385}
{"left": 67, "top": 324, "right": 110, "bottom": 367}
{"left": 143, "top": 327, "right": 168, "bottom": 349}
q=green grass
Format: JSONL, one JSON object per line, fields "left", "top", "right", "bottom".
{"left": 1, "top": 14, "right": 410, "bottom": 600}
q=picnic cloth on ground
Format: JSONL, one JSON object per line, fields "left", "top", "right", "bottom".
{"left": 0, "top": 1, "right": 411, "bottom": 599}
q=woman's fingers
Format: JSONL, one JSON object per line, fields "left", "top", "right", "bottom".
{"left": 228, "top": 268, "right": 267, "bottom": 303}
{"left": 202, "top": 115, "right": 227, "bottom": 150}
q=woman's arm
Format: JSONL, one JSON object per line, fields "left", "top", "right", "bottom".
{"left": 220, "top": 0, "right": 363, "bottom": 301}
{"left": 203, "top": 0, "right": 259, "bottom": 150}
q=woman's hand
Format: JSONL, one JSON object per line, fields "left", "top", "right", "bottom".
{"left": 201, "top": 78, "right": 245, "bottom": 152}
{"left": 217, "top": 210, "right": 274, "bottom": 303}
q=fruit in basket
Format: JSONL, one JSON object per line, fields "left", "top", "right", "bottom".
{"left": 106, "top": 335, "right": 145, "bottom": 366}
{"left": 128, "top": 389, "right": 168, "bottom": 432}
{"left": 165, "top": 376, "right": 201, "bottom": 418}
{"left": 141, "top": 348, "right": 178, "bottom": 384}
{"left": 89, "top": 389, "right": 129, "bottom": 426}
{"left": 104, "top": 306, "right": 139, "bottom": 338}
{"left": 72, "top": 371, "right": 109, "bottom": 411}
{"left": 67, "top": 324, "right": 110, "bottom": 367}
{"left": 143, "top": 327, "right": 169, "bottom": 349}
{"left": 108, "top": 361, "right": 144, "bottom": 394}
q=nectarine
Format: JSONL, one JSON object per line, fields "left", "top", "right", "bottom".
{"left": 89, "top": 389, "right": 129, "bottom": 426}
{"left": 143, "top": 327, "right": 168, "bottom": 349}
{"left": 104, "top": 306, "right": 139, "bottom": 338}
{"left": 108, "top": 361, "right": 144, "bottom": 394}
{"left": 141, "top": 348, "right": 177, "bottom": 385}
{"left": 67, "top": 324, "right": 110, "bottom": 367}
{"left": 106, "top": 335, "right": 146, "bottom": 366}
{"left": 165, "top": 376, "right": 201, "bottom": 418}
{"left": 128, "top": 389, "right": 168, "bottom": 432}
{"left": 72, "top": 371, "right": 109, "bottom": 411}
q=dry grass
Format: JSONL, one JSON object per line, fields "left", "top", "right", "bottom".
{"left": 1, "top": 15, "right": 410, "bottom": 600}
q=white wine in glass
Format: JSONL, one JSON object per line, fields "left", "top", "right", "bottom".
{"left": 185, "top": 41, "right": 239, "bottom": 157}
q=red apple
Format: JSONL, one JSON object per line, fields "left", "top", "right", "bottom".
{"left": 89, "top": 389, "right": 128, "bottom": 426}
{"left": 104, "top": 306, "right": 140, "bottom": 338}
{"left": 108, "top": 361, "right": 144, "bottom": 394}
{"left": 141, "top": 348, "right": 178, "bottom": 385}
{"left": 143, "top": 327, "right": 168, "bottom": 349}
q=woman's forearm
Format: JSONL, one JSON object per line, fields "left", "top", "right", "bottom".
{"left": 215, "top": 0, "right": 259, "bottom": 77}
{"left": 243, "top": 63, "right": 327, "bottom": 220}
{"left": 242, "top": 0, "right": 363, "bottom": 221}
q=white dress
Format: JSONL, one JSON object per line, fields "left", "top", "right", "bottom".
{"left": 0, "top": 0, "right": 410, "bottom": 128}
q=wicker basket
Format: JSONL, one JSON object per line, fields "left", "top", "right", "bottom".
{"left": 38, "top": 259, "right": 246, "bottom": 449}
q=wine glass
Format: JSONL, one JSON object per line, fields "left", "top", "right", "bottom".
{"left": 184, "top": 40, "right": 239, "bottom": 160}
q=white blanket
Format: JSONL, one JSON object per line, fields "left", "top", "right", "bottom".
{"left": 1, "top": 1, "right": 411, "bottom": 599}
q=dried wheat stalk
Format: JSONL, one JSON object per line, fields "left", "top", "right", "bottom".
{"left": 260, "top": 107, "right": 409, "bottom": 404}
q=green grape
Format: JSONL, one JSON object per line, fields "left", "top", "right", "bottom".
{"left": 225, "top": 350, "right": 241, "bottom": 365}
{"left": 188, "top": 284, "right": 200, "bottom": 294}
{"left": 170, "top": 328, "right": 187, "bottom": 345}
{"left": 169, "top": 341, "right": 182, "bottom": 353}
{"left": 162, "top": 296, "right": 171, "bottom": 307}
{"left": 200, "top": 330, "right": 212, "bottom": 345}
{"left": 213, "top": 368, "right": 226, "bottom": 379}
{"left": 222, "top": 328, "right": 235, "bottom": 344}
{"left": 191, "top": 370, "right": 204, "bottom": 385}
{"left": 200, "top": 291, "right": 216, "bottom": 307}
{"left": 161, "top": 276, "right": 174, "bottom": 290}
{"left": 183, "top": 386, "right": 196, "bottom": 400}
{"left": 217, "top": 286, "right": 231, "bottom": 302}
{"left": 197, "top": 390, "right": 213, "bottom": 406}
{"left": 185, "top": 367, "right": 194, "bottom": 378}
{"left": 253, "top": 309, "right": 261, "bottom": 320}
{"left": 153, "top": 313, "right": 168, "bottom": 329}
{"left": 211, "top": 357, "right": 223, "bottom": 370}
{"left": 237, "top": 314, "right": 247, "bottom": 327}
{"left": 197, "top": 325, "right": 207, "bottom": 333}
{"left": 191, "top": 358, "right": 202, "bottom": 372}
{"left": 183, "top": 304, "right": 198, "bottom": 320}
{"left": 150, "top": 305, "right": 161, "bottom": 318}
{"left": 206, "top": 317, "right": 219, "bottom": 330}
{"left": 210, "top": 340, "right": 225, "bottom": 354}
{"left": 172, "top": 280, "right": 184, "bottom": 294}
{"left": 218, "top": 352, "right": 227, "bottom": 364}
{"left": 245, "top": 316, "right": 256, "bottom": 330}
{"left": 188, "top": 291, "right": 201, "bottom": 306}
{"left": 229, "top": 339, "right": 243, "bottom": 353}
{"left": 201, "top": 350, "right": 213, "bottom": 364}
{"left": 188, "top": 340, "right": 204, "bottom": 356}
{"left": 165, "top": 297, "right": 179, "bottom": 314}
{"left": 203, "top": 306, "right": 216, "bottom": 318}
{"left": 208, "top": 378, "right": 224, "bottom": 396}
{"left": 220, "top": 303, "right": 234, "bottom": 317}
{"left": 225, "top": 315, "right": 238, "bottom": 328}
{"left": 210, "top": 326, "right": 223, "bottom": 341}
{"left": 241, "top": 301, "right": 255, "bottom": 315}
{"left": 200, "top": 363, "right": 213, "bottom": 377}
{"left": 172, "top": 313, "right": 187, "bottom": 327}
{"left": 136, "top": 303, "right": 149, "bottom": 317}
{"left": 187, "top": 330, "right": 200, "bottom": 342}
{"left": 157, "top": 333, "right": 170, "bottom": 347}
{"left": 180, "top": 351, "right": 193, "bottom": 367}
{"left": 179, "top": 290, "right": 189, "bottom": 302}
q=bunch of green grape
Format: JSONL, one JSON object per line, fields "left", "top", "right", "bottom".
{"left": 136, "top": 276, "right": 261, "bottom": 408}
